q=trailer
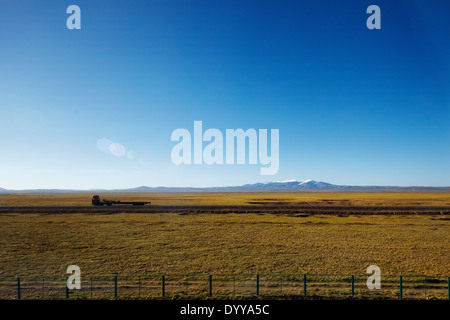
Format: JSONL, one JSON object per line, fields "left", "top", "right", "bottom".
{"left": 91, "top": 195, "right": 150, "bottom": 206}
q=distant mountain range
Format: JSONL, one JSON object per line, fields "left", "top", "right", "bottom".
{"left": 1, "top": 180, "right": 449, "bottom": 193}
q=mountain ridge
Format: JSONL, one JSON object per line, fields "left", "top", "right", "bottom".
{"left": 1, "top": 180, "right": 450, "bottom": 193}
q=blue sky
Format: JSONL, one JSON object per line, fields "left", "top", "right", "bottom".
{"left": 0, "top": 0, "right": 449, "bottom": 189}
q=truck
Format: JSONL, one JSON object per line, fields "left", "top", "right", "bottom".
{"left": 91, "top": 195, "right": 151, "bottom": 206}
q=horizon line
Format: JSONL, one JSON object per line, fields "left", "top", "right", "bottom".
{"left": 1, "top": 180, "right": 450, "bottom": 192}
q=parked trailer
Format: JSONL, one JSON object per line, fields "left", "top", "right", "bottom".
{"left": 91, "top": 195, "right": 150, "bottom": 206}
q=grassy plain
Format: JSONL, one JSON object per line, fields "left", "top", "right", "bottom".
{"left": 0, "top": 192, "right": 449, "bottom": 279}
{"left": 1, "top": 191, "right": 450, "bottom": 206}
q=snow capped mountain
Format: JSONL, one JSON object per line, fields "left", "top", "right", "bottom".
{"left": 273, "top": 179, "right": 297, "bottom": 183}
{"left": 241, "top": 179, "right": 336, "bottom": 191}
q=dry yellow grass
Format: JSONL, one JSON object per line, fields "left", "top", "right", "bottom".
{"left": 0, "top": 210, "right": 448, "bottom": 278}
{"left": 0, "top": 192, "right": 448, "bottom": 284}
{"left": 1, "top": 192, "right": 450, "bottom": 206}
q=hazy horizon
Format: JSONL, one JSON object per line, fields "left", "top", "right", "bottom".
{"left": 1, "top": 178, "right": 450, "bottom": 191}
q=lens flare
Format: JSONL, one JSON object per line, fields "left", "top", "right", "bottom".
{"left": 97, "top": 138, "right": 113, "bottom": 153}
{"left": 109, "top": 142, "right": 126, "bottom": 157}
{"left": 126, "top": 150, "right": 135, "bottom": 160}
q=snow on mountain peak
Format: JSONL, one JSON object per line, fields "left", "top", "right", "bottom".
{"left": 275, "top": 179, "right": 298, "bottom": 183}
{"left": 298, "top": 179, "right": 317, "bottom": 185}
{"left": 270, "top": 179, "right": 321, "bottom": 185}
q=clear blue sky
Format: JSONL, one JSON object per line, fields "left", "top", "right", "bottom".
{"left": 0, "top": 0, "right": 449, "bottom": 189}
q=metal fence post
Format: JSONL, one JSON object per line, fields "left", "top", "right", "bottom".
{"left": 303, "top": 274, "right": 307, "bottom": 296}
{"left": 114, "top": 275, "right": 118, "bottom": 299}
{"left": 17, "top": 277, "right": 21, "bottom": 300}
{"left": 424, "top": 276, "right": 427, "bottom": 299}
{"left": 399, "top": 276, "right": 403, "bottom": 299}
{"left": 448, "top": 277, "right": 450, "bottom": 300}
{"left": 280, "top": 276, "right": 283, "bottom": 295}
{"left": 256, "top": 274, "right": 260, "bottom": 296}
{"left": 66, "top": 277, "right": 69, "bottom": 299}
{"left": 209, "top": 275, "right": 212, "bottom": 297}
{"left": 351, "top": 275, "right": 355, "bottom": 297}
{"left": 162, "top": 275, "right": 165, "bottom": 297}
{"left": 138, "top": 276, "right": 141, "bottom": 299}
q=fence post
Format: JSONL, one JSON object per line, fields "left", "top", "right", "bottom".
{"left": 66, "top": 277, "right": 70, "bottom": 299}
{"left": 351, "top": 275, "right": 355, "bottom": 297}
{"left": 256, "top": 274, "right": 260, "bottom": 296}
{"left": 90, "top": 277, "right": 93, "bottom": 299}
{"left": 448, "top": 277, "right": 449, "bottom": 300}
{"left": 162, "top": 275, "right": 165, "bottom": 297}
{"left": 209, "top": 275, "right": 212, "bottom": 297}
{"left": 399, "top": 276, "right": 403, "bottom": 299}
{"left": 17, "top": 277, "right": 21, "bottom": 300}
{"left": 42, "top": 277, "right": 45, "bottom": 300}
{"left": 280, "top": 276, "right": 283, "bottom": 295}
{"left": 114, "top": 275, "right": 118, "bottom": 299}
{"left": 424, "top": 276, "right": 427, "bottom": 299}
{"left": 303, "top": 274, "right": 307, "bottom": 296}
{"left": 138, "top": 276, "right": 141, "bottom": 299}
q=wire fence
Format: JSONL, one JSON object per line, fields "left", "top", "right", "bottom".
{"left": 0, "top": 274, "right": 448, "bottom": 300}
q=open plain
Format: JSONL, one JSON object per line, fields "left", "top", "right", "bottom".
{"left": 0, "top": 192, "right": 449, "bottom": 279}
